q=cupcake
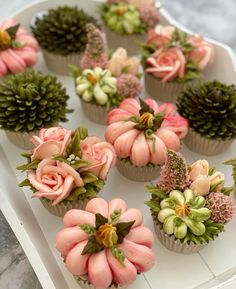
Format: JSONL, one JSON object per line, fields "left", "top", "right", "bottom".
{"left": 31, "top": 6, "right": 98, "bottom": 75}
{"left": 177, "top": 80, "right": 236, "bottom": 155}
{"left": 142, "top": 25, "right": 214, "bottom": 102}
{"left": 224, "top": 158, "right": 236, "bottom": 198}
{"left": 0, "top": 70, "right": 71, "bottom": 149}
{"left": 105, "top": 98, "right": 188, "bottom": 181}
{"left": 0, "top": 19, "right": 38, "bottom": 78}
{"left": 146, "top": 150, "right": 235, "bottom": 254}
{"left": 100, "top": 0, "right": 160, "bottom": 55}
{"left": 55, "top": 197, "right": 155, "bottom": 289}
{"left": 17, "top": 126, "right": 116, "bottom": 217}
{"left": 74, "top": 24, "right": 141, "bottom": 125}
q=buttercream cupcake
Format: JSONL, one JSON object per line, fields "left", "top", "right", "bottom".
{"left": 224, "top": 158, "right": 236, "bottom": 198}
{"left": 100, "top": 0, "right": 160, "bottom": 55}
{"left": 31, "top": 6, "right": 98, "bottom": 75}
{"left": 0, "top": 19, "right": 38, "bottom": 78}
{"left": 56, "top": 197, "right": 155, "bottom": 289}
{"left": 74, "top": 24, "right": 141, "bottom": 124}
{"left": 0, "top": 70, "right": 71, "bottom": 149}
{"left": 143, "top": 25, "right": 214, "bottom": 102}
{"left": 146, "top": 150, "right": 235, "bottom": 254}
{"left": 17, "top": 126, "right": 116, "bottom": 217}
{"left": 105, "top": 98, "right": 188, "bottom": 181}
{"left": 177, "top": 80, "right": 236, "bottom": 155}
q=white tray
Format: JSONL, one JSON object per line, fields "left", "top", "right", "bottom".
{"left": 0, "top": 1, "right": 236, "bottom": 289}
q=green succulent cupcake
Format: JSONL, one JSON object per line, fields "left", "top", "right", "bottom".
{"left": 224, "top": 158, "right": 236, "bottom": 197}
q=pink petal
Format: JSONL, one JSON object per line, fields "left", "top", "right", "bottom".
{"left": 85, "top": 198, "right": 109, "bottom": 218}
{"left": 28, "top": 171, "right": 51, "bottom": 194}
{"left": 144, "top": 99, "right": 159, "bottom": 113}
{"left": 130, "top": 133, "right": 150, "bottom": 166}
{"left": 58, "top": 162, "right": 84, "bottom": 187}
{"left": 31, "top": 135, "right": 43, "bottom": 147}
{"left": 105, "top": 121, "right": 135, "bottom": 145}
{"left": 60, "top": 130, "right": 73, "bottom": 155}
{"left": 157, "top": 103, "right": 176, "bottom": 116}
{"left": 107, "top": 109, "right": 133, "bottom": 125}
{"left": 0, "top": 56, "right": 8, "bottom": 77}
{"left": 13, "top": 47, "right": 37, "bottom": 66}
{"left": 118, "top": 98, "right": 140, "bottom": 115}
{"left": 0, "top": 19, "right": 16, "bottom": 30}
{"left": 64, "top": 209, "right": 95, "bottom": 227}
{"left": 119, "top": 208, "right": 143, "bottom": 228}
{"left": 146, "top": 134, "right": 167, "bottom": 165}
{"left": 155, "top": 128, "right": 180, "bottom": 151}
{"left": 35, "top": 158, "right": 56, "bottom": 182}
{"left": 161, "top": 116, "right": 189, "bottom": 138}
{"left": 16, "top": 34, "right": 38, "bottom": 50}
{"left": 31, "top": 141, "right": 62, "bottom": 160}
{"left": 126, "top": 226, "right": 154, "bottom": 248}
{"left": 52, "top": 175, "right": 74, "bottom": 206}
{"left": 108, "top": 198, "right": 128, "bottom": 216}
{"left": 1, "top": 49, "right": 26, "bottom": 73}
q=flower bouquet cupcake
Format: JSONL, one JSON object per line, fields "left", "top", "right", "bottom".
{"left": 146, "top": 150, "right": 235, "bottom": 254}
{"left": 17, "top": 126, "right": 116, "bottom": 217}
{"left": 142, "top": 25, "right": 214, "bottom": 102}
{"left": 0, "top": 70, "right": 71, "bottom": 149}
{"left": 31, "top": 6, "right": 98, "bottom": 75}
{"left": 105, "top": 98, "right": 188, "bottom": 181}
{"left": 56, "top": 197, "right": 155, "bottom": 289}
{"left": 177, "top": 80, "right": 236, "bottom": 155}
{"left": 0, "top": 19, "right": 38, "bottom": 78}
{"left": 74, "top": 24, "right": 141, "bottom": 125}
{"left": 224, "top": 158, "right": 236, "bottom": 197}
{"left": 99, "top": 0, "right": 160, "bottom": 55}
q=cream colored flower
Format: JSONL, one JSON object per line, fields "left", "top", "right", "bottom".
{"left": 209, "top": 172, "right": 225, "bottom": 191}
{"left": 190, "top": 175, "right": 210, "bottom": 196}
{"left": 189, "top": 160, "right": 209, "bottom": 181}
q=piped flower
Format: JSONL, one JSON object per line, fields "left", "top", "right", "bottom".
{"left": 116, "top": 73, "right": 142, "bottom": 98}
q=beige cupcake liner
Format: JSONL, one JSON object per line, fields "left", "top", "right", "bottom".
{"left": 81, "top": 100, "right": 109, "bottom": 125}
{"left": 116, "top": 158, "right": 160, "bottom": 182}
{"left": 40, "top": 198, "right": 90, "bottom": 217}
{"left": 5, "top": 130, "right": 37, "bottom": 150}
{"left": 42, "top": 49, "right": 82, "bottom": 75}
{"left": 153, "top": 216, "right": 207, "bottom": 254}
{"left": 74, "top": 276, "right": 126, "bottom": 289}
{"left": 104, "top": 25, "right": 146, "bottom": 56}
{"left": 144, "top": 73, "right": 194, "bottom": 103}
{"left": 184, "top": 128, "right": 234, "bottom": 155}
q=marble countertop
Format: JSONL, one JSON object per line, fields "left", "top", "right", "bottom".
{"left": 0, "top": 0, "right": 236, "bottom": 288}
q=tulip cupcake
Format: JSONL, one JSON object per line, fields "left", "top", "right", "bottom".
{"left": 100, "top": 0, "right": 160, "bottom": 55}
{"left": 224, "top": 158, "right": 236, "bottom": 198}
{"left": 105, "top": 98, "right": 188, "bottom": 181}
{"left": 74, "top": 24, "right": 141, "bottom": 125}
{"left": 146, "top": 150, "right": 235, "bottom": 254}
{"left": 31, "top": 6, "right": 98, "bottom": 75}
{"left": 142, "top": 25, "right": 214, "bottom": 102}
{"left": 0, "top": 19, "right": 38, "bottom": 78}
{"left": 177, "top": 80, "right": 236, "bottom": 155}
{"left": 17, "top": 126, "right": 116, "bottom": 217}
{"left": 56, "top": 197, "right": 155, "bottom": 289}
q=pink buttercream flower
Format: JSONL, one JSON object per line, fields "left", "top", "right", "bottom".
{"left": 116, "top": 74, "right": 142, "bottom": 98}
{"left": 139, "top": 5, "right": 160, "bottom": 28}
{"left": 146, "top": 47, "right": 186, "bottom": 82}
{"left": 147, "top": 25, "right": 175, "bottom": 48}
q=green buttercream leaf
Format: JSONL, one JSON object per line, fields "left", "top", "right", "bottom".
{"left": 81, "top": 172, "right": 98, "bottom": 184}
{"left": 109, "top": 209, "right": 122, "bottom": 225}
{"left": 221, "top": 186, "right": 234, "bottom": 196}
{"left": 72, "top": 159, "right": 91, "bottom": 170}
{"left": 81, "top": 236, "right": 104, "bottom": 255}
{"left": 18, "top": 179, "right": 31, "bottom": 187}
{"left": 208, "top": 166, "right": 215, "bottom": 176}
{"left": 111, "top": 247, "right": 125, "bottom": 266}
{"left": 145, "top": 185, "right": 167, "bottom": 199}
{"left": 77, "top": 126, "right": 88, "bottom": 140}
{"left": 116, "top": 220, "right": 135, "bottom": 244}
{"left": 66, "top": 187, "right": 87, "bottom": 201}
{"left": 66, "top": 128, "right": 81, "bottom": 157}
{"left": 53, "top": 155, "right": 69, "bottom": 163}
{"left": 11, "top": 40, "right": 25, "bottom": 49}
{"left": 6, "top": 24, "right": 20, "bottom": 39}
{"left": 80, "top": 224, "right": 96, "bottom": 235}
{"left": 92, "top": 179, "right": 105, "bottom": 189}
{"left": 210, "top": 180, "right": 224, "bottom": 192}
{"left": 145, "top": 200, "right": 161, "bottom": 213}
{"left": 95, "top": 213, "right": 108, "bottom": 229}
{"left": 16, "top": 159, "right": 40, "bottom": 171}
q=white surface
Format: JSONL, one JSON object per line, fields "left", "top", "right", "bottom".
{"left": 0, "top": 0, "right": 236, "bottom": 289}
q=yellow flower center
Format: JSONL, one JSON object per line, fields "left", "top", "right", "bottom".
{"left": 139, "top": 112, "right": 155, "bottom": 128}
{"left": 116, "top": 7, "right": 127, "bottom": 16}
{"left": 87, "top": 74, "right": 99, "bottom": 85}
{"left": 175, "top": 204, "right": 190, "bottom": 217}
{"left": 0, "top": 29, "right": 11, "bottom": 47}
{"left": 95, "top": 223, "right": 118, "bottom": 248}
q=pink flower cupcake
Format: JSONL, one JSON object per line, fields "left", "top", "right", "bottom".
{"left": 0, "top": 19, "right": 38, "bottom": 77}
{"left": 17, "top": 126, "right": 116, "bottom": 217}
{"left": 105, "top": 98, "right": 188, "bottom": 181}
{"left": 143, "top": 25, "right": 214, "bottom": 102}
{"left": 56, "top": 197, "right": 155, "bottom": 289}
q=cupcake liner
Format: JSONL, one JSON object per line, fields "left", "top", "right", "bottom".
{"left": 5, "top": 130, "right": 36, "bottom": 150}
{"left": 104, "top": 25, "right": 146, "bottom": 56}
{"left": 81, "top": 100, "right": 109, "bottom": 125}
{"left": 152, "top": 215, "right": 207, "bottom": 254}
{"left": 184, "top": 128, "right": 234, "bottom": 155}
{"left": 116, "top": 158, "right": 160, "bottom": 182}
{"left": 74, "top": 276, "right": 126, "bottom": 289}
{"left": 40, "top": 198, "right": 90, "bottom": 217}
{"left": 144, "top": 73, "right": 194, "bottom": 103}
{"left": 234, "top": 185, "right": 236, "bottom": 200}
{"left": 42, "top": 49, "right": 82, "bottom": 75}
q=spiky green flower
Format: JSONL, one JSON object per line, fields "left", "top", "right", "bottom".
{"left": 0, "top": 70, "right": 71, "bottom": 133}
{"left": 177, "top": 81, "right": 236, "bottom": 140}
{"left": 31, "top": 6, "right": 98, "bottom": 56}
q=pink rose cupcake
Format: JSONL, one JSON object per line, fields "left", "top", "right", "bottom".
{"left": 56, "top": 197, "right": 155, "bottom": 289}
{"left": 143, "top": 25, "right": 214, "bottom": 102}
{"left": 105, "top": 98, "right": 188, "bottom": 181}
{"left": 17, "top": 126, "right": 116, "bottom": 217}
{"left": 0, "top": 19, "right": 38, "bottom": 78}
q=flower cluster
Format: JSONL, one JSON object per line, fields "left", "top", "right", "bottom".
{"left": 143, "top": 25, "right": 214, "bottom": 83}
{"left": 146, "top": 151, "right": 235, "bottom": 244}
{"left": 17, "top": 126, "right": 116, "bottom": 205}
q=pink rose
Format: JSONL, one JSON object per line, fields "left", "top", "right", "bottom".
{"left": 188, "top": 36, "right": 214, "bottom": 69}
{"left": 146, "top": 47, "right": 186, "bottom": 82}
{"left": 147, "top": 25, "right": 175, "bottom": 48}
{"left": 31, "top": 127, "right": 73, "bottom": 160}
{"left": 28, "top": 159, "right": 84, "bottom": 206}
{"left": 79, "top": 136, "right": 117, "bottom": 180}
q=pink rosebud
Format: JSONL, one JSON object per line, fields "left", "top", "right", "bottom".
{"left": 147, "top": 25, "right": 175, "bottom": 48}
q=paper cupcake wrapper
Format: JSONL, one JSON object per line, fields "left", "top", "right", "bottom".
{"left": 152, "top": 216, "right": 207, "bottom": 254}
{"left": 74, "top": 276, "right": 126, "bottom": 289}
{"left": 116, "top": 158, "right": 160, "bottom": 182}
{"left": 81, "top": 100, "right": 109, "bottom": 125}
{"left": 5, "top": 130, "right": 36, "bottom": 150}
{"left": 104, "top": 25, "right": 146, "bottom": 56}
{"left": 234, "top": 185, "right": 236, "bottom": 200}
{"left": 184, "top": 128, "right": 234, "bottom": 155}
{"left": 42, "top": 49, "right": 82, "bottom": 75}
{"left": 40, "top": 198, "right": 90, "bottom": 217}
